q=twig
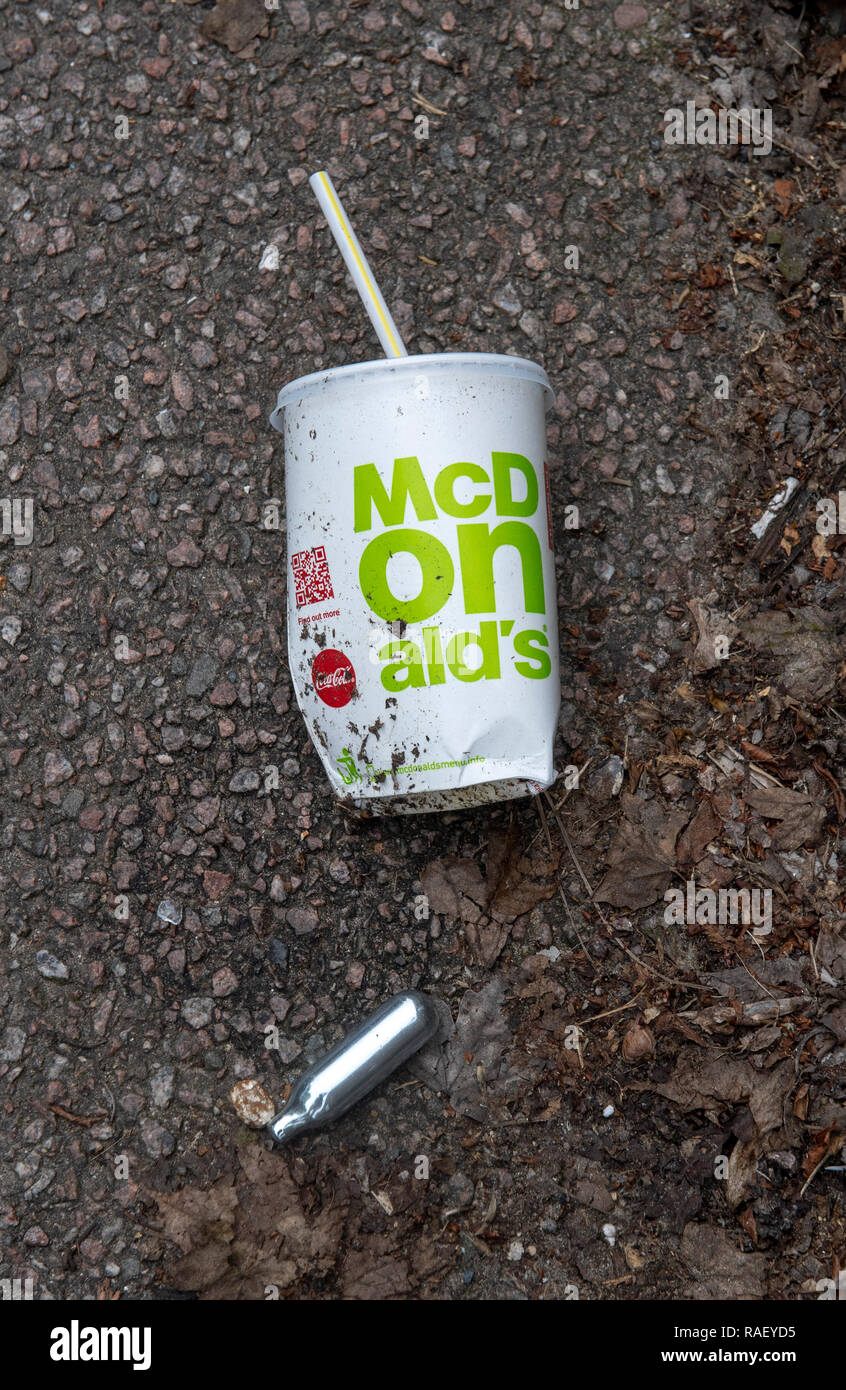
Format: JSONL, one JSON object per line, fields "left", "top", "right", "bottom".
{"left": 576, "top": 984, "right": 650, "bottom": 1026}
{"left": 526, "top": 759, "right": 593, "bottom": 850}
{"left": 49, "top": 1104, "right": 104, "bottom": 1128}
{"left": 534, "top": 794, "right": 554, "bottom": 854}
{"left": 546, "top": 793, "right": 710, "bottom": 992}
{"left": 734, "top": 950, "right": 777, "bottom": 999}
{"left": 545, "top": 793, "right": 598, "bottom": 903}
{"left": 800, "top": 1137, "right": 843, "bottom": 1198}
{"left": 608, "top": 928, "right": 712, "bottom": 993}
{"left": 809, "top": 931, "right": 819, "bottom": 982}
{"left": 558, "top": 883, "right": 597, "bottom": 973}
{"left": 410, "top": 92, "right": 448, "bottom": 116}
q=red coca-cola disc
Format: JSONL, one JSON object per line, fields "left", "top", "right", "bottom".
{"left": 311, "top": 648, "right": 357, "bottom": 708}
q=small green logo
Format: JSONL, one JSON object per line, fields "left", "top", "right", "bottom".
{"left": 336, "top": 748, "right": 361, "bottom": 785}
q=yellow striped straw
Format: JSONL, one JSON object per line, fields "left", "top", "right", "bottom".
{"left": 309, "top": 170, "right": 408, "bottom": 359}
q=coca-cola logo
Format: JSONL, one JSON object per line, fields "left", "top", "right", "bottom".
{"left": 311, "top": 648, "right": 357, "bottom": 708}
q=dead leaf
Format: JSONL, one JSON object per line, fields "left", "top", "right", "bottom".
{"left": 421, "top": 832, "right": 559, "bottom": 966}
{"left": 740, "top": 739, "right": 778, "bottom": 765}
{"left": 812, "top": 533, "right": 831, "bottom": 562}
{"left": 773, "top": 178, "right": 794, "bottom": 218}
{"left": 341, "top": 1251, "right": 410, "bottom": 1300}
{"left": 698, "top": 263, "right": 725, "bottom": 289}
{"left": 673, "top": 682, "right": 703, "bottom": 704}
{"left": 779, "top": 522, "right": 801, "bottom": 556}
{"left": 407, "top": 977, "right": 545, "bottom": 1123}
{"left": 676, "top": 798, "right": 721, "bottom": 868}
{"left": 739, "top": 606, "right": 842, "bottom": 705}
{"left": 816, "top": 928, "right": 846, "bottom": 983}
{"left": 490, "top": 854, "right": 559, "bottom": 925}
{"left": 688, "top": 996, "right": 811, "bottom": 1032}
{"left": 419, "top": 857, "right": 486, "bottom": 920}
{"left": 745, "top": 784, "right": 827, "bottom": 850}
{"left": 200, "top": 0, "right": 270, "bottom": 54}
{"left": 462, "top": 919, "right": 510, "bottom": 968}
{"left": 793, "top": 1082, "right": 809, "bottom": 1120}
{"left": 155, "top": 1176, "right": 239, "bottom": 1292}
{"left": 689, "top": 598, "right": 737, "bottom": 672}
{"left": 705, "top": 956, "right": 809, "bottom": 1000}
{"left": 821, "top": 1002, "right": 846, "bottom": 1042}
{"left": 760, "top": 6, "right": 803, "bottom": 80}
{"left": 802, "top": 1125, "right": 843, "bottom": 1178}
{"left": 636, "top": 1054, "right": 794, "bottom": 1136}
{"left": 154, "top": 1145, "right": 346, "bottom": 1298}
{"left": 680, "top": 1222, "right": 766, "bottom": 1299}
{"left": 595, "top": 792, "right": 688, "bottom": 909}
{"left": 726, "top": 1141, "right": 761, "bottom": 1211}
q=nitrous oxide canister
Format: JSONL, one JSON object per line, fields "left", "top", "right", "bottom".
{"left": 268, "top": 991, "right": 440, "bottom": 1144}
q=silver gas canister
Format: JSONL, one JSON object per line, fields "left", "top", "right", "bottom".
{"left": 268, "top": 991, "right": 439, "bottom": 1144}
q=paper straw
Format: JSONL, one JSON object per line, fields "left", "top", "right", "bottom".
{"left": 309, "top": 170, "right": 408, "bottom": 359}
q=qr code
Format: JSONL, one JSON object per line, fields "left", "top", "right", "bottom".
{"left": 291, "top": 545, "right": 334, "bottom": 608}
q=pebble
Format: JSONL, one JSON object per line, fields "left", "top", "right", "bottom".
{"left": 203, "top": 869, "right": 233, "bottom": 900}
{"left": 36, "top": 950, "right": 68, "bottom": 980}
{"left": 1, "top": 616, "right": 22, "bottom": 646}
{"left": 15, "top": 223, "right": 46, "bottom": 257}
{"left": 229, "top": 769, "right": 260, "bottom": 793}
{"left": 554, "top": 299, "right": 578, "bottom": 324}
{"left": 186, "top": 653, "right": 219, "bottom": 696}
{"left": 346, "top": 961, "right": 365, "bottom": 990}
{"left": 163, "top": 262, "right": 189, "bottom": 290}
{"left": 140, "top": 1118, "right": 176, "bottom": 1158}
{"left": 44, "top": 751, "right": 73, "bottom": 786}
{"left": 212, "top": 966, "right": 238, "bottom": 997}
{"left": 492, "top": 283, "right": 521, "bottom": 315}
{"left": 150, "top": 1066, "right": 175, "bottom": 1108}
{"left": 519, "top": 310, "right": 544, "bottom": 345}
{"left": 1, "top": 1027, "right": 26, "bottom": 1062}
{"left": 655, "top": 465, "right": 676, "bottom": 496}
{"left": 285, "top": 906, "right": 319, "bottom": 935}
{"left": 181, "top": 996, "right": 214, "bottom": 1029}
{"left": 230, "top": 1078, "right": 275, "bottom": 1128}
{"left": 0, "top": 399, "right": 20, "bottom": 445}
{"left": 7, "top": 566, "right": 31, "bottom": 594}
{"left": 614, "top": 4, "right": 648, "bottom": 30}
{"left": 156, "top": 408, "right": 179, "bottom": 438}
{"left": 156, "top": 899, "right": 183, "bottom": 926}
{"left": 269, "top": 938, "right": 289, "bottom": 968}
{"left": 167, "top": 537, "right": 203, "bottom": 568}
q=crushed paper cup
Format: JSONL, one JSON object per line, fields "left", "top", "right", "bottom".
{"left": 270, "top": 351, "right": 560, "bottom": 813}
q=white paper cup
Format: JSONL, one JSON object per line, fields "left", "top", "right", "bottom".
{"left": 270, "top": 352, "right": 560, "bottom": 814}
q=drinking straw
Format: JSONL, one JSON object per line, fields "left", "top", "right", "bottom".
{"left": 309, "top": 170, "right": 408, "bottom": 359}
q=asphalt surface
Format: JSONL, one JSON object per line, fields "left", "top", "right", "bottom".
{"left": 1, "top": 0, "right": 844, "bottom": 1302}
